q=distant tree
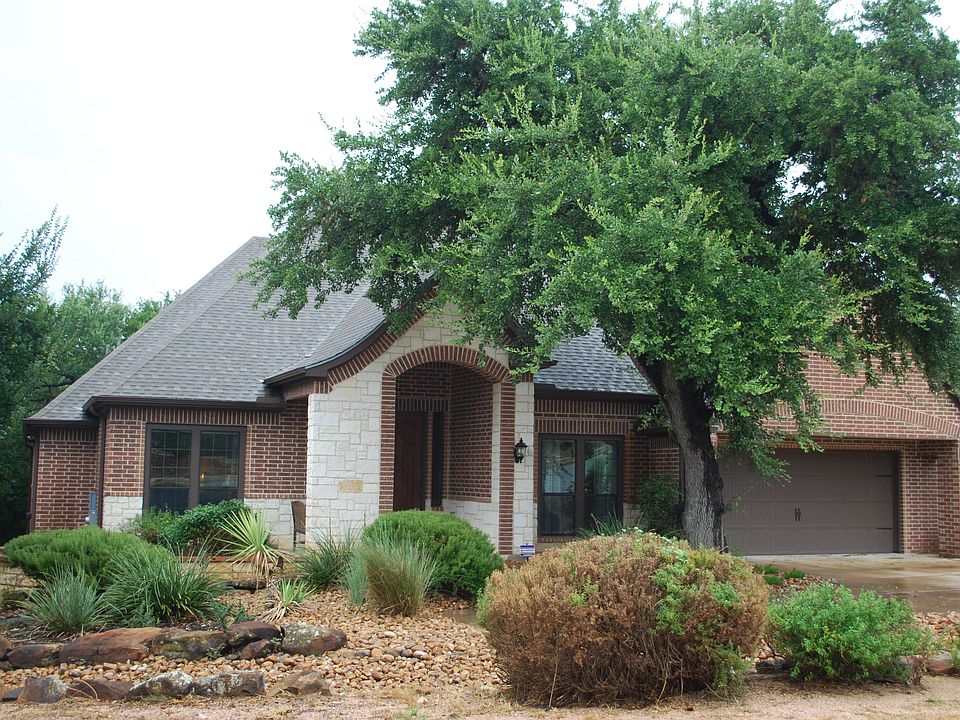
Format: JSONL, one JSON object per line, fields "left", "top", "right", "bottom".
{"left": 0, "top": 218, "right": 173, "bottom": 543}
{"left": 251, "top": 0, "right": 960, "bottom": 547}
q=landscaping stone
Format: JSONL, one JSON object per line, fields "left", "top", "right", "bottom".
{"left": 0, "top": 635, "right": 13, "bottom": 660}
{"left": 2, "top": 687, "right": 21, "bottom": 701}
{"left": 755, "top": 657, "right": 793, "bottom": 675}
{"left": 896, "top": 656, "right": 925, "bottom": 686}
{"left": 237, "top": 638, "right": 278, "bottom": 660}
{"left": 7, "top": 643, "right": 61, "bottom": 669}
{"left": 66, "top": 678, "right": 134, "bottom": 701}
{"left": 17, "top": 676, "right": 67, "bottom": 704}
{"left": 192, "top": 671, "right": 266, "bottom": 697}
{"left": 60, "top": 628, "right": 161, "bottom": 665}
{"left": 281, "top": 622, "right": 347, "bottom": 656}
{"left": 926, "top": 652, "right": 956, "bottom": 676}
{"left": 225, "top": 621, "right": 281, "bottom": 647}
{"left": 267, "top": 669, "right": 331, "bottom": 696}
{"left": 125, "top": 670, "right": 195, "bottom": 700}
{"left": 151, "top": 629, "right": 228, "bottom": 660}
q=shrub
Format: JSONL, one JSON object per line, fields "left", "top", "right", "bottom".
{"left": 220, "top": 510, "right": 285, "bottom": 585}
{"left": 120, "top": 509, "right": 177, "bottom": 545}
{"left": 298, "top": 529, "right": 360, "bottom": 589}
{"left": 782, "top": 569, "right": 805, "bottom": 580}
{"left": 769, "top": 583, "right": 934, "bottom": 683}
{"left": 475, "top": 582, "right": 491, "bottom": 628}
{"left": 158, "top": 499, "right": 248, "bottom": 552}
{"left": 5, "top": 526, "right": 155, "bottom": 588}
{"left": 358, "top": 525, "right": 437, "bottom": 616}
{"left": 103, "top": 544, "right": 224, "bottom": 625}
{"left": 20, "top": 568, "right": 109, "bottom": 635}
{"left": 364, "top": 511, "right": 502, "bottom": 598}
{"left": 484, "top": 532, "right": 767, "bottom": 706}
{"left": 635, "top": 474, "right": 683, "bottom": 537}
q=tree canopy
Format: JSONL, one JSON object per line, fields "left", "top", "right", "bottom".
{"left": 250, "top": 0, "right": 960, "bottom": 546}
{"left": 0, "top": 216, "right": 172, "bottom": 543}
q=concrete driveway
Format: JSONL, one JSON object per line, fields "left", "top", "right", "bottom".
{"left": 746, "top": 553, "right": 960, "bottom": 612}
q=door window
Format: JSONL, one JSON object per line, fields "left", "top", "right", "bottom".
{"left": 539, "top": 436, "right": 620, "bottom": 535}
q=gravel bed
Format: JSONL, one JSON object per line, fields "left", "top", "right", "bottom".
{"left": 0, "top": 588, "right": 502, "bottom": 694}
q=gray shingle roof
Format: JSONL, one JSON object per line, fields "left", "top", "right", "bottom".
{"left": 29, "top": 238, "right": 653, "bottom": 424}
{"left": 534, "top": 328, "right": 654, "bottom": 395}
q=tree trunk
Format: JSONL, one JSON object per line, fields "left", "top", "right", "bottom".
{"left": 639, "top": 359, "right": 725, "bottom": 548}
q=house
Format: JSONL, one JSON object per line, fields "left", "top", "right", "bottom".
{"left": 24, "top": 237, "right": 960, "bottom": 557}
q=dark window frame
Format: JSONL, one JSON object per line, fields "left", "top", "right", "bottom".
{"left": 538, "top": 434, "right": 623, "bottom": 536}
{"left": 143, "top": 424, "right": 246, "bottom": 513}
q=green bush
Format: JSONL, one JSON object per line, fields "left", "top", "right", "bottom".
{"left": 158, "top": 499, "right": 248, "bottom": 552}
{"left": 358, "top": 525, "right": 437, "bottom": 616}
{"left": 364, "top": 511, "right": 502, "bottom": 598}
{"left": 769, "top": 583, "right": 934, "bottom": 683}
{"left": 484, "top": 532, "right": 768, "bottom": 705}
{"left": 120, "top": 509, "right": 177, "bottom": 544}
{"left": 20, "top": 568, "right": 109, "bottom": 635}
{"left": 103, "top": 544, "right": 224, "bottom": 625}
{"left": 635, "top": 474, "right": 684, "bottom": 537}
{"left": 297, "top": 529, "right": 360, "bottom": 589}
{"left": 475, "top": 581, "right": 491, "bottom": 628}
{"left": 5, "top": 526, "right": 156, "bottom": 588}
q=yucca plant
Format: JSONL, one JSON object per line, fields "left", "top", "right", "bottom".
{"left": 20, "top": 567, "right": 109, "bottom": 636}
{"left": 219, "top": 510, "right": 286, "bottom": 586}
{"left": 358, "top": 525, "right": 437, "bottom": 616}
{"left": 260, "top": 577, "right": 315, "bottom": 623}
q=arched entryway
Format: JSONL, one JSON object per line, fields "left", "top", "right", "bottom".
{"left": 380, "top": 346, "right": 516, "bottom": 552}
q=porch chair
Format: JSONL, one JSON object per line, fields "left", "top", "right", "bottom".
{"left": 291, "top": 500, "right": 306, "bottom": 548}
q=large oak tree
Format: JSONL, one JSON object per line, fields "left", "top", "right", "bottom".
{"left": 250, "top": 0, "right": 960, "bottom": 547}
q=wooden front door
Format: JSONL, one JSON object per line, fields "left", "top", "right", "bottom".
{"left": 394, "top": 412, "right": 426, "bottom": 511}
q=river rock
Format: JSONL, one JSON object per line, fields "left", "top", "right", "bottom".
{"left": 151, "top": 629, "right": 228, "bottom": 660}
{"left": 237, "top": 638, "right": 278, "bottom": 659}
{"left": 60, "top": 628, "right": 161, "bottom": 665}
{"left": 193, "top": 671, "right": 266, "bottom": 697}
{"left": 7, "top": 643, "right": 61, "bottom": 669}
{"left": 280, "top": 623, "right": 346, "bottom": 655}
{"left": 67, "top": 678, "right": 134, "bottom": 701}
{"left": 267, "top": 669, "right": 331, "bottom": 696}
{"left": 0, "top": 635, "right": 13, "bottom": 660}
{"left": 17, "top": 676, "right": 67, "bottom": 704}
{"left": 125, "top": 671, "right": 195, "bottom": 700}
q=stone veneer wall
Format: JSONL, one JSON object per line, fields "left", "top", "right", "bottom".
{"left": 306, "top": 313, "right": 535, "bottom": 553}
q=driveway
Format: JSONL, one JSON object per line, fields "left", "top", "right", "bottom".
{"left": 747, "top": 553, "right": 960, "bottom": 613}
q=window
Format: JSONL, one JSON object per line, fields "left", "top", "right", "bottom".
{"left": 539, "top": 436, "right": 621, "bottom": 536}
{"left": 146, "top": 426, "right": 243, "bottom": 513}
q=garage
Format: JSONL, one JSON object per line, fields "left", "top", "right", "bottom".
{"left": 721, "top": 449, "right": 897, "bottom": 554}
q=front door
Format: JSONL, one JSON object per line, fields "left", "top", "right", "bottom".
{"left": 394, "top": 412, "right": 426, "bottom": 510}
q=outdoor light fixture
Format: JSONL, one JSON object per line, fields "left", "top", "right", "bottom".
{"left": 513, "top": 438, "right": 528, "bottom": 464}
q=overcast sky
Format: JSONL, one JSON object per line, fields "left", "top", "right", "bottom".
{"left": 2, "top": 1, "right": 959, "bottom": 304}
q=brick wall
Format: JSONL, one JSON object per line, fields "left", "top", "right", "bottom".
{"left": 448, "top": 367, "right": 493, "bottom": 501}
{"left": 32, "top": 427, "right": 99, "bottom": 530}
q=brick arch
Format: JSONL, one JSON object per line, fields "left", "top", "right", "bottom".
{"left": 819, "top": 398, "right": 960, "bottom": 439}
{"left": 380, "top": 345, "right": 516, "bottom": 553}
{"left": 383, "top": 346, "right": 511, "bottom": 383}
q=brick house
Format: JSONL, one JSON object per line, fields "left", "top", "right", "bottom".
{"left": 25, "top": 238, "right": 960, "bottom": 557}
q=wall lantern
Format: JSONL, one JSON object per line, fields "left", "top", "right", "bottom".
{"left": 513, "top": 438, "right": 528, "bottom": 464}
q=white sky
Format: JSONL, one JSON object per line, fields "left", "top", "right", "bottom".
{"left": 1, "top": 0, "right": 959, "bottom": 303}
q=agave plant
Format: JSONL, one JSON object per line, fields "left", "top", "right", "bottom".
{"left": 260, "top": 577, "right": 315, "bottom": 623}
{"left": 219, "top": 510, "right": 286, "bottom": 587}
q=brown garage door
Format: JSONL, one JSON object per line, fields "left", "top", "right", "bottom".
{"left": 721, "top": 450, "right": 896, "bottom": 554}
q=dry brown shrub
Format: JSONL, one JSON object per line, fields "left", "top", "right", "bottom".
{"left": 484, "top": 532, "right": 767, "bottom": 706}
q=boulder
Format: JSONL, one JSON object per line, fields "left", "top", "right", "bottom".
{"left": 755, "top": 657, "right": 793, "bottom": 675}
{"left": 237, "top": 638, "right": 278, "bottom": 660}
{"left": 2, "top": 687, "right": 22, "bottom": 702}
{"left": 151, "top": 629, "right": 228, "bottom": 660}
{"left": 60, "top": 628, "right": 161, "bottom": 665}
{"left": 0, "top": 635, "right": 13, "bottom": 660}
{"left": 192, "top": 671, "right": 266, "bottom": 697}
{"left": 67, "top": 678, "right": 134, "bottom": 701}
{"left": 280, "top": 623, "right": 346, "bottom": 656}
{"left": 926, "top": 651, "right": 957, "bottom": 676}
{"left": 126, "top": 671, "right": 195, "bottom": 701}
{"left": 267, "top": 670, "right": 331, "bottom": 697}
{"left": 7, "top": 643, "right": 61, "bottom": 669}
{"left": 17, "top": 676, "right": 67, "bottom": 704}
{"left": 225, "top": 621, "right": 281, "bottom": 647}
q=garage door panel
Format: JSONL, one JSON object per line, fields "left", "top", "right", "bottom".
{"left": 721, "top": 450, "right": 896, "bottom": 554}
